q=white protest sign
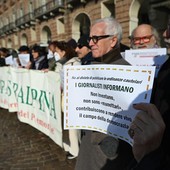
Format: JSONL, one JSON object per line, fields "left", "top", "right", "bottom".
{"left": 5, "top": 55, "right": 13, "bottom": 66}
{"left": 18, "top": 54, "right": 30, "bottom": 67}
{"left": 64, "top": 65, "right": 155, "bottom": 145}
{"left": 13, "top": 58, "right": 20, "bottom": 68}
{"left": 125, "top": 48, "right": 167, "bottom": 77}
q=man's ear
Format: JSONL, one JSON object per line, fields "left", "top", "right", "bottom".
{"left": 110, "top": 36, "right": 118, "bottom": 48}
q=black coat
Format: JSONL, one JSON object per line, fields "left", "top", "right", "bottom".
{"left": 81, "top": 52, "right": 94, "bottom": 65}
{"left": 0, "top": 58, "right": 6, "bottom": 66}
{"left": 31, "top": 56, "right": 48, "bottom": 70}
{"left": 76, "top": 50, "right": 170, "bottom": 170}
{"left": 75, "top": 47, "right": 134, "bottom": 170}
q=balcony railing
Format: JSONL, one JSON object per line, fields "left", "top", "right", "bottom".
{"left": 16, "top": 16, "right": 25, "bottom": 27}
{"left": 34, "top": 0, "right": 65, "bottom": 20}
{"left": 66, "top": 0, "right": 91, "bottom": 9}
{"left": 15, "top": 12, "right": 35, "bottom": 28}
{"left": 24, "top": 12, "right": 35, "bottom": 23}
{"left": 2, "top": 25, "right": 9, "bottom": 34}
{"left": 0, "top": 22, "right": 16, "bottom": 35}
{"left": 0, "top": 28, "right": 4, "bottom": 36}
{"left": 8, "top": 22, "right": 16, "bottom": 31}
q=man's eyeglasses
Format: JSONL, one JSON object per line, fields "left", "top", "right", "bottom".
{"left": 77, "top": 44, "right": 84, "bottom": 49}
{"left": 89, "top": 35, "right": 114, "bottom": 44}
{"left": 131, "top": 35, "right": 153, "bottom": 45}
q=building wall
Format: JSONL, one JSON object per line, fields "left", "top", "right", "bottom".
{"left": 0, "top": 0, "right": 169, "bottom": 50}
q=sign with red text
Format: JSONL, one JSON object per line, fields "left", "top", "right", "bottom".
{"left": 64, "top": 65, "right": 155, "bottom": 145}
{"left": 125, "top": 48, "right": 167, "bottom": 77}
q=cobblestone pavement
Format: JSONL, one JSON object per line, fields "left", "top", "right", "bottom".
{"left": 0, "top": 108, "right": 76, "bottom": 170}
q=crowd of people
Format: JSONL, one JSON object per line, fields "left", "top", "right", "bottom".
{"left": 0, "top": 16, "right": 170, "bottom": 169}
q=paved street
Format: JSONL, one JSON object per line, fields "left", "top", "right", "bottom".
{"left": 0, "top": 108, "right": 76, "bottom": 170}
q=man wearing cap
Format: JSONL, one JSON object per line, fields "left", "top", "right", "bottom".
{"left": 62, "top": 35, "right": 94, "bottom": 160}
{"left": 75, "top": 34, "right": 94, "bottom": 65}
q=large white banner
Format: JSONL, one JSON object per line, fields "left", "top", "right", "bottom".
{"left": 0, "top": 67, "right": 63, "bottom": 148}
{"left": 0, "top": 67, "right": 18, "bottom": 111}
{"left": 64, "top": 65, "right": 155, "bottom": 145}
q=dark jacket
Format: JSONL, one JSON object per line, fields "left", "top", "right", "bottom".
{"left": 127, "top": 56, "right": 170, "bottom": 170}
{"left": 48, "top": 57, "right": 56, "bottom": 71}
{"left": 75, "top": 47, "right": 133, "bottom": 170}
{"left": 76, "top": 48, "right": 170, "bottom": 170}
{"left": 81, "top": 52, "right": 94, "bottom": 65}
{"left": 0, "top": 58, "right": 6, "bottom": 66}
{"left": 31, "top": 56, "right": 48, "bottom": 70}
{"left": 147, "top": 55, "right": 170, "bottom": 170}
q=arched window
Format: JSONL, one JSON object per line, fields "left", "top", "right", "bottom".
{"left": 41, "top": 26, "right": 51, "bottom": 44}
{"left": 72, "top": 13, "right": 91, "bottom": 41}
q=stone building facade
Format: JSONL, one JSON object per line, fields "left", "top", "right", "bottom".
{"left": 0, "top": 0, "right": 170, "bottom": 50}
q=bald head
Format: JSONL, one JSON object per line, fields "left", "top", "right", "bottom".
{"left": 133, "top": 24, "right": 153, "bottom": 37}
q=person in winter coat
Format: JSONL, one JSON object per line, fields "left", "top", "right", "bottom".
{"left": 75, "top": 17, "right": 165, "bottom": 170}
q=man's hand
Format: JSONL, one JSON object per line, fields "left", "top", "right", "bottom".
{"left": 128, "top": 103, "right": 165, "bottom": 162}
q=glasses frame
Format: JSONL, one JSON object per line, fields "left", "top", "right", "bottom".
{"left": 132, "top": 34, "right": 153, "bottom": 45}
{"left": 89, "top": 35, "right": 114, "bottom": 44}
{"left": 77, "top": 44, "right": 84, "bottom": 49}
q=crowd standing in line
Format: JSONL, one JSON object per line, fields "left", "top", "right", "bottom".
{"left": 0, "top": 16, "right": 170, "bottom": 169}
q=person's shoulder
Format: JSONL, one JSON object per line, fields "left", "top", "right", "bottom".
{"left": 160, "top": 55, "right": 170, "bottom": 71}
{"left": 65, "top": 57, "right": 81, "bottom": 66}
{"left": 113, "top": 58, "right": 131, "bottom": 65}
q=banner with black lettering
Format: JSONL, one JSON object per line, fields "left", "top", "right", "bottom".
{"left": 64, "top": 65, "right": 155, "bottom": 145}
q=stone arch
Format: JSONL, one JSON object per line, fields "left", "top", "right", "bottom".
{"left": 129, "top": 0, "right": 144, "bottom": 35}
{"left": 41, "top": 26, "right": 51, "bottom": 44}
{"left": 72, "top": 13, "right": 91, "bottom": 41}
{"left": 21, "top": 33, "right": 28, "bottom": 45}
{"left": 129, "top": 0, "right": 168, "bottom": 43}
{"left": 101, "top": 0, "right": 115, "bottom": 18}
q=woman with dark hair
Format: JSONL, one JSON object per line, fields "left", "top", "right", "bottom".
{"left": 27, "top": 44, "right": 48, "bottom": 70}
{"left": 55, "top": 41, "right": 76, "bottom": 64}
{"left": 53, "top": 41, "right": 76, "bottom": 72}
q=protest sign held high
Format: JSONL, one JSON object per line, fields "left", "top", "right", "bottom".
{"left": 64, "top": 65, "right": 155, "bottom": 145}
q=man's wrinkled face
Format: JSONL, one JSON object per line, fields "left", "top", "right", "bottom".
{"left": 131, "top": 25, "right": 157, "bottom": 49}
{"left": 89, "top": 22, "right": 116, "bottom": 58}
